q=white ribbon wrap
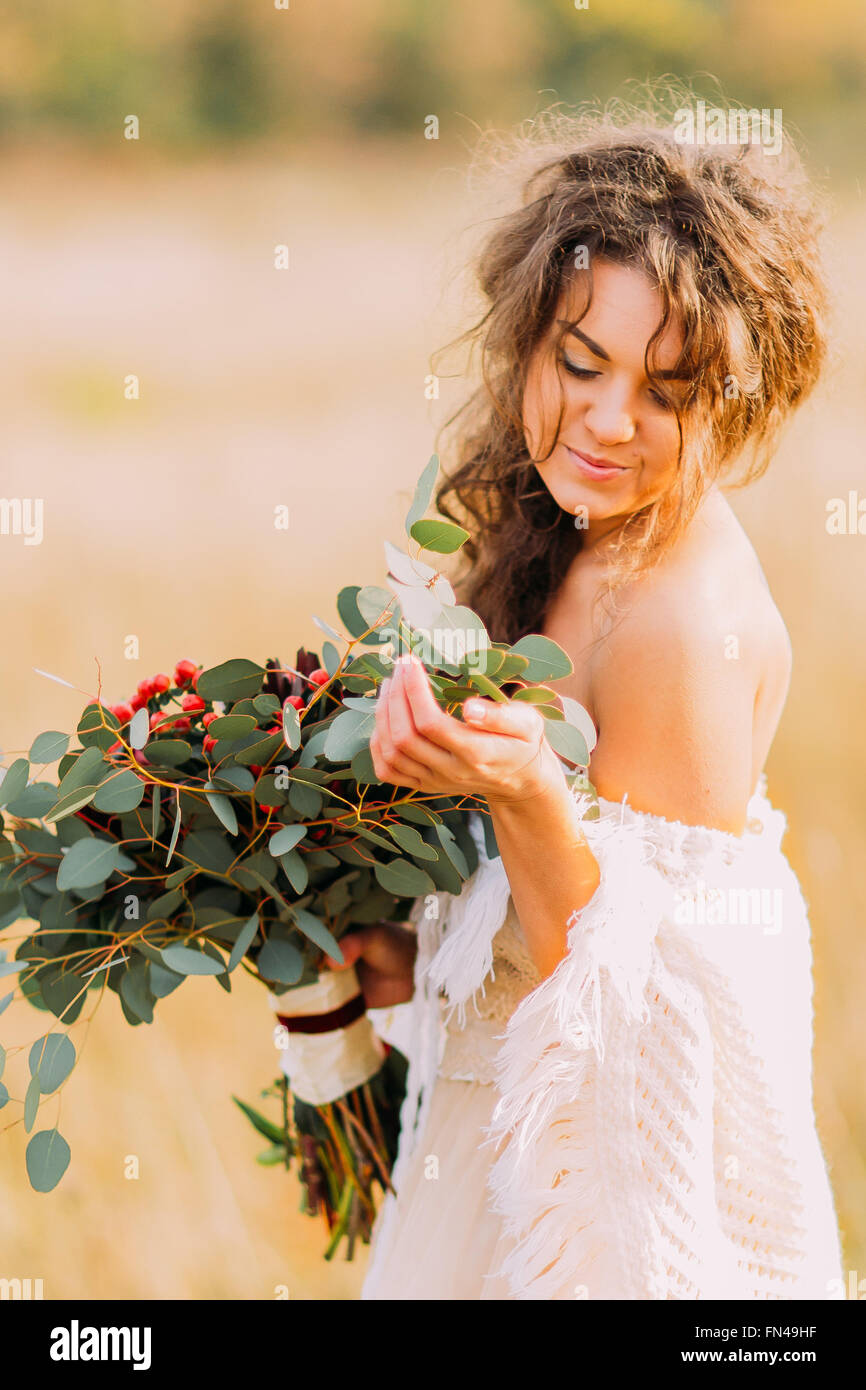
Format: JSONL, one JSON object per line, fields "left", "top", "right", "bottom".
{"left": 268, "top": 966, "right": 386, "bottom": 1105}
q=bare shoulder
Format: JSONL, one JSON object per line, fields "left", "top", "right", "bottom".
{"left": 587, "top": 490, "right": 791, "bottom": 831}
{"left": 595, "top": 490, "right": 790, "bottom": 688}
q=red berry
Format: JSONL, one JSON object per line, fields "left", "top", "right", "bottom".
{"left": 107, "top": 740, "right": 122, "bottom": 755}
{"left": 249, "top": 764, "right": 263, "bottom": 776}
{"left": 137, "top": 677, "right": 155, "bottom": 699}
{"left": 133, "top": 749, "right": 149, "bottom": 766}
{"left": 171, "top": 717, "right": 191, "bottom": 732}
{"left": 308, "top": 668, "right": 329, "bottom": 686}
{"left": 151, "top": 673, "right": 171, "bottom": 693}
{"left": 202, "top": 711, "right": 219, "bottom": 728}
{"left": 203, "top": 734, "right": 217, "bottom": 755}
{"left": 174, "top": 659, "right": 198, "bottom": 687}
{"left": 284, "top": 695, "right": 305, "bottom": 710}
{"left": 181, "top": 693, "right": 206, "bottom": 713}
{"left": 129, "top": 693, "right": 146, "bottom": 712}
{"left": 260, "top": 804, "right": 280, "bottom": 813}
{"left": 149, "top": 711, "right": 168, "bottom": 730}
{"left": 110, "top": 702, "right": 134, "bottom": 723}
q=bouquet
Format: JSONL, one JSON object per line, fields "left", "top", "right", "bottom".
{"left": 0, "top": 455, "right": 594, "bottom": 1258}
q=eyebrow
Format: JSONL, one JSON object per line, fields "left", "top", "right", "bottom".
{"left": 558, "top": 320, "right": 692, "bottom": 381}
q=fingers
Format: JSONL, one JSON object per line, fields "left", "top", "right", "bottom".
{"left": 390, "top": 655, "right": 475, "bottom": 756}
{"left": 462, "top": 694, "right": 546, "bottom": 745}
{"left": 372, "top": 675, "right": 437, "bottom": 785}
{"left": 324, "top": 928, "right": 366, "bottom": 970}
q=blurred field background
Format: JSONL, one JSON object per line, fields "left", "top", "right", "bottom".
{"left": 0, "top": 0, "right": 864, "bottom": 1299}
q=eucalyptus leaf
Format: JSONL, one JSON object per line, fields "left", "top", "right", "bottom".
{"left": 196, "top": 659, "right": 265, "bottom": 703}
{"left": 278, "top": 848, "right": 308, "bottom": 894}
{"left": 227, "top": 913, "right": 260, "bottom": 971}
{"left": 509, "top": 634, "right": 573, "bottom": 682}
{"left": 542, "top": 718, "right": 589, "bottom": 767}
{"left": 160, "top": 944, "right": 225, "bottom": 976}
{"left": 204, "top": 783, "right": 239, "bottom": 836}
{"left": 282, "top": 702, "right": 301, "bottom": 751}
{"left": 6, "top": 782, "right": 58, "bottom": 818}
{"left": 386, "top": 823, "right": 439, "bottom": 861}
{"left": 28, "top": 1034, "right": 76, "bottom": 1093}
{"left": 181, "top": 829, "right": 235, "bottom": 876}
{"left": 257, "top": 934, "right": 304, "bottom": 985}
{"left": 166, "top": 791, "right": 182, "bottom": 867}
{"left": 404, "top": 452, "right": 440, "bottom": 534}
{"left": 77, "top": 703, "right": 120, "bottom": 751}
{"left": 92, "top": 769, "right": 146, "bottom": 814}
{"left": 56, "top": 838, "right": 124, "bottom": 891}
{"left": 119, "top": 960, "right": 155, "bottom": 1023}
{"left": 324, "top": 709, "right": 375, "bottom": 762}
{"left": 268, "top": 824, "right": 306, "bottom": 857}
{"left": 373, "top": 859, "right": 435, "bottom": 896}
{"left": 209, "top": 715, "right": 257, "bottom": 739}
{"left": 409, "top": 518, "right": 469, "bottom": 554}
{"left": 145, "top": 738, "right": 192, "bottom": 766}
{"left": 56, "top": 745, "right": 105, "bottom": 795}
{"left": 336, "top": 586, "right": 376, "bottom": 641}
{"left": 25, "top": 1127, "right": 71, "bottom": 1192}
{"left": 29, "top": 731, "right": 69, "bottom": 764}
{"left": 289, "top": 907, "right": 343, "bottom": 962}
{"left": 43, "top": 785, "right": 99, "bottom": 824}
{"left": 129, "top": 707, "right": 150, "bottom": 750}
{"left": 355, "top": 585, "right": 396, "bottom": 629}
{"left": 0, "top": 759, "right": 31, "bottom": 808}
{"left": 312, "top": 613, "right": 343, "bottom": 643}
{"left": 24, "top": 1073, "right": 40, "bottom": 1131}
{"left": 212, "top": 765, "right": 256, "bottom": 793}
{"left": 149, "top": 961, "right": 185, "bottom": 998}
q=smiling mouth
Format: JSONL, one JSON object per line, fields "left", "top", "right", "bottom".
{"left": 564, "top": 445, "right": 628, "bottom": 479}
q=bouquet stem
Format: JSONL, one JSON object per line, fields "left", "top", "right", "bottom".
{"left": 234, "top": 967, "right": 408, "bottom": 1260}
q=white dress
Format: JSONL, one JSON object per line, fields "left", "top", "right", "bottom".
{"left": 361, "top": 778, "right": 844, "bottom": 1300}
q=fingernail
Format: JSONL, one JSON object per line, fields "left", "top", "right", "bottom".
{"left": 465, "top": 699, "right": 486, "bottom": 720}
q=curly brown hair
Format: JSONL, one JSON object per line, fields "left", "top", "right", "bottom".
{"left": 431, "top": 90, "right": 830, "bottom": 646}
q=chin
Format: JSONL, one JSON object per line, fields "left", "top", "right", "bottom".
{"left": 535, "top": 457, "right": 632, "bottom": 523}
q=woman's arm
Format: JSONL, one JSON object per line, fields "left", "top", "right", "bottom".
{"left": 486, "top": 772, "right": 600, "bottom": 979}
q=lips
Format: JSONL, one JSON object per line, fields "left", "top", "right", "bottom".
{"left": 564, "top": 446, "right": 627, "bottom": 480}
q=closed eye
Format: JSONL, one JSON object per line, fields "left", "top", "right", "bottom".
{"left": 559, "top": 355, "right": 599, "bottom": 381}
{"left": 561, "top": 353, "right": 677, "bottom": 410}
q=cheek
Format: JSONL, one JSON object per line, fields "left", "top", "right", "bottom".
{"left": 635, "top": 415, "right": 683, "bottom": 497}
{"left": 522, "top": 356, "right": 561, "bottom": 456}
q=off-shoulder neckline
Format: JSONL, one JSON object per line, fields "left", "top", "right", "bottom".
{"left": 576, "top": 772, "right": 782, "bottom": 853}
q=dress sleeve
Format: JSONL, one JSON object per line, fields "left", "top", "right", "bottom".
{"left": 478, "top": 796, "right": 812, "bottom": 1300}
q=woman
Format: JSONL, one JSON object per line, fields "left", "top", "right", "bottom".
{"left": 330, "top": 104, "right": 844, "bottom": 1299}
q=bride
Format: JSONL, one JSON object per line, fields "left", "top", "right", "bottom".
{"left": 328, "top": 103, "right": 844, "bottom": 1299}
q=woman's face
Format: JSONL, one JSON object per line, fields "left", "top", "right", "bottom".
{"left": 522, "top": 258, "right": 689, "bottom": 538}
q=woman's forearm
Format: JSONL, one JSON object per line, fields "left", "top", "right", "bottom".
{"left": 486, "top": 772, "right": 601, "bottom": 980}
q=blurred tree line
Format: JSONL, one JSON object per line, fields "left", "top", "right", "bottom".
{"left": 0, "top": 0, "right": 863, "bottom": 160}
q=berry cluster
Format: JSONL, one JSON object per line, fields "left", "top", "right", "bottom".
{"left": 107, "top": 658, "right": 205, "bottom": 753}
{"left": 106, "top": 657, "right": 333, "bottom": 778}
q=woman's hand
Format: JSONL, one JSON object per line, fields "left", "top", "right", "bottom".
{"left": 324, "top": 920, "right": 418, "bottom": 1007}
{"left": 369, "top": 652, "right": 563, "bottom": 805}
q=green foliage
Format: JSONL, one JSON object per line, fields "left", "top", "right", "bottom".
{"left": 0, "top": 454, "right": 596, "bottom": 1201}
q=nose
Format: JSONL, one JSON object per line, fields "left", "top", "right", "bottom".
{"left": 583, "top": 385, "right": 637, "bottom": 447}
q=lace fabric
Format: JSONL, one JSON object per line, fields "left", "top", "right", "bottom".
{"left": 439, "top": 906, "right": 542, "bottom": 1082}
{"left": 365, "top": 777, "right": 843, "bottom": 1300}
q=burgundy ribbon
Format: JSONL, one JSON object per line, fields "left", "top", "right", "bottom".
{"left": 276, "top": 992, "right": 365, "bottom": 1035}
